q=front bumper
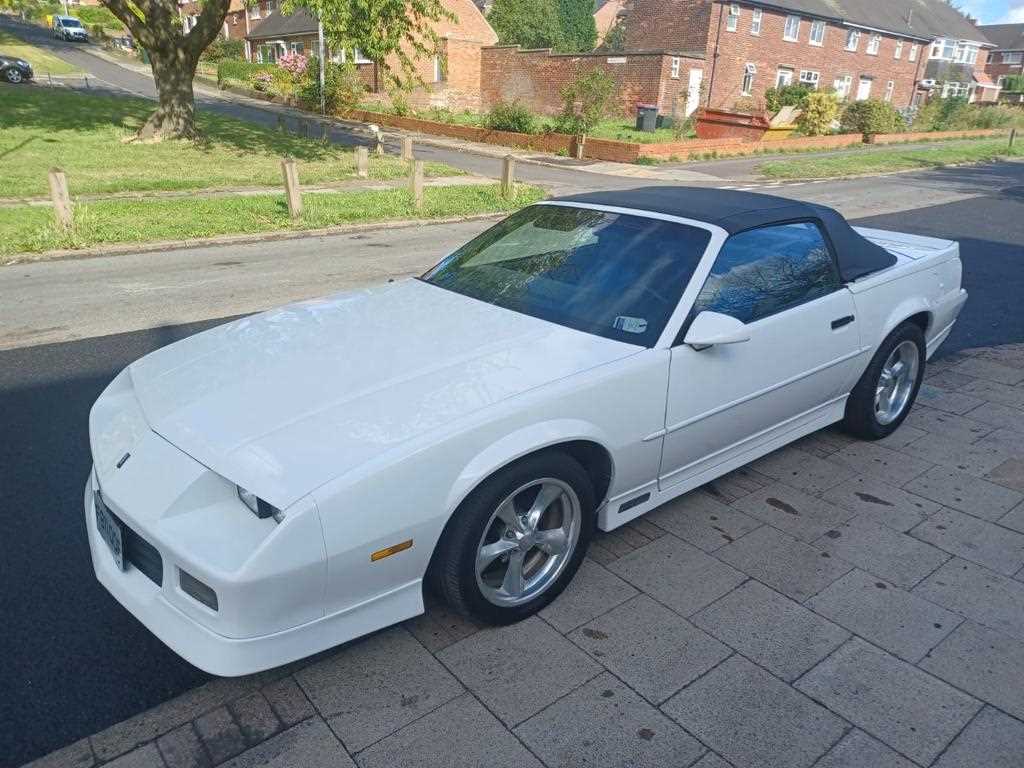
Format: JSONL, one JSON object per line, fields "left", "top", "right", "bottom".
{"left": 84, "top": 472, "right": 422, "bottom": 676}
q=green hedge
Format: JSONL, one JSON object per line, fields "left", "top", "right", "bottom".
{"left": 216, "top": 59, "right": 278, "bottom": 87}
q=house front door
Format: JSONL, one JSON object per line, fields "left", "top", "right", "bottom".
{"left": 686, "top": 69, "right": 703, "bottom": 117}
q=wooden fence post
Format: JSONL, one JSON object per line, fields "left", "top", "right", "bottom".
{"left": 356, "top": 146, "right": 369, "bottom": 179}
{"left": 281, "top": 158, "right": 302, "bottom": 219}
{"left": 1011, "top": 128, "right": 1017, "bottom": 150}
{"left": 401, "top": 136, "right": 414, "bottom": 161}
{"left": 320, "top": 121, "right": 330, "bottom": 144}
{"left": 409, "top": 160, "right": 424, "bottom": 210}
{"left": 500, "top": 155, "right": 516, "bottom": 198}
{"left": 48, "top": 168, "right": 72, "bottom": 231}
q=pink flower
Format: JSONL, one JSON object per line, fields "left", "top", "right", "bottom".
{"left": 278, "top": 52, "right": 308, "bottom": 76}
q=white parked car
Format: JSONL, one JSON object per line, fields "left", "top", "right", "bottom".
{"left": 86, "top": 188, "right": 967, "bottom": 676}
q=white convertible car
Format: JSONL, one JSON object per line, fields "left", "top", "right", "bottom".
{"left": 86, "top": 188, "right": 967, "bottom": 676}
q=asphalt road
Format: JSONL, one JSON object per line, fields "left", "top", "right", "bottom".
{"left": 3, "top": 19, "right": 1024, "bottom": 766}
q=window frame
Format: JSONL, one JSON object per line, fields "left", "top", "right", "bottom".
{"left": 866, "top": 34, "right": 881, "bottom": 56}
{"left": 783, "top": 15, "right": 801, "bottom": 42}
{"left": 741, "top": 62, "right": 756, "bottom": 95}
{"left": 676, "top": 218, "right": 845, "bottom": 341}
{"left": 670, "top": 56, "right": 681, "bottom": 79}
{"left": 1003, "top": 52, "right": 1023, "bottom": 64}
{"left": 750, "top": 8, "right": 762, "bottom": 35}
{"left": 834, "top": 74, "right": 853, "bottom": 99}
{"left": 845, "top": 29, "right": 860, "bottom": 51}
{"left": 884, "top": 80, "right": 895, "bottom": 101}
{"left": 726, "top": 3, "right": 740, "bottom": 32}
{"left": 799, "top": 69, "right": 820, "bottom": 88}
{"left": 909, "top": 43, "right": 919, "bottom": 62}
{"left": 894, "top": 40, "right": 903, "bottom": 59}
{"left": 808, "top": 19, "right": 825, "bottom": 47}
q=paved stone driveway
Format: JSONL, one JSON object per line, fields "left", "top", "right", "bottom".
{"left": 28, "top": 344, "right": 1024, "bottom": 768}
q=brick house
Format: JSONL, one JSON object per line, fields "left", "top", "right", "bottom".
{"left": 179, "top": 0, "right": 249, "bottom": 42}
{"left": 245, "top": 0, "right": 497, "bottom": 110}
{"left": 617, "top": 0, "right": 993, "bottom": 111}
{"left": 980, "top": 23, "right": 1024, "bottom": 102}
{"left": 594, "top": 0, "right": 627, "bottom": 46}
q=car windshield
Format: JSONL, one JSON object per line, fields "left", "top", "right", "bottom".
{"left": 62, "top": 18, "right": 82, "bottom": 26}
{"left": 422, "top": 204, "right": 712, "bottom": 347}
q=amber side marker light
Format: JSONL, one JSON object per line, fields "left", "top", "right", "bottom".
{"left": 371, "top": 539, "right": 413, "bottom": 562}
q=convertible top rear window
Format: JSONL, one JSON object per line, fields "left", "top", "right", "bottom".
{"left": 422, "top": 204, "right": 712, "bottom": 347}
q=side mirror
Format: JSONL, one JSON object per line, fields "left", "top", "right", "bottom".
{"left": 684, "top": 311, "right": 751, "bottom": 350}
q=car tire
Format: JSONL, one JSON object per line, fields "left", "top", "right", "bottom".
{"left": 4, "top": 68, "right": 23, "bottom": 84}
{"left": 842, "top": 321, "right": 926, "bottom": 440}
{"left": 431, "top": 450, "right": 595, "bottom": 625}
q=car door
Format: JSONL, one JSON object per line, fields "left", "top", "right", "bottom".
{"left": 659, "top": 221, "right": 862, "bottom": 489}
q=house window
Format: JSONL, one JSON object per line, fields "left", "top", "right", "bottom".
{"left": 432, "top": 55, "right": 444, "bottom": 83}
{"left": 751, "top": 9, "right": 762, "bottom": 35}
{"left": 884, "top": 80, "right": 895, "bottom": 101}
{"left": 783, "top": 15, "right": 800, "bottom": 42}
{"left": 289, "top": 41, "right": 304, "bottom": 54}
{"left": 776, "top": 67, "right": 794, "bottom": 88}
{"left": 909, "top": 43, "right": 919, "bottom": 61}
{"left": 846, "top": 29, "right": 860, "bottom": 51}
{"left": 894, "top": 40, "right": 903, "bottom": 59}
{"left": 670, "top": 57, "right": 681, "bottom": 79}
{"left": 942, "top": 81, "right": 968, "bottom": 98}
{"left": 834, "top": 74, "right": 852, "bottom": 99}
{"left": 809, "top": 20, "right": 825, "bottom": 46}
{"left": 799, "top": 69, "right": 820, "bottom": 88}
{"left": 353, "top": 48, "right": 372, "bottom": 63}
{"left": 1003, "top": 52, "right": 1023, "bottom": 64}
{"left": 954, "top": 43, "right": 979, "bottom": 64}
{"left": 726, "top": 3, "right": 740, "bottom": 32}
{"left": 742, "top": 62, "right": 756, "bottom": 95}
{"left": 998, "top": 75, "right": 1007, "bottom": 88}
{"left": 931, "top": 38, "right": 956, "bottom": 60}
{"left": 856, "top": 76, "right": 873, "bottom": 101}
{"left": 248, "top": 4, "right": 260, "bottom": 19}
{"left": 867, "top": 34, "right": 881, "bottom": 55}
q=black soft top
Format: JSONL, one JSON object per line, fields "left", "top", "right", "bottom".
{"left": 551, "top": 187, "right": 896, "bottom": 282}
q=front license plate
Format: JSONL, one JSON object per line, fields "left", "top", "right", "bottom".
{"left": 95, "top": 493, "right": 126, "bottom": 571}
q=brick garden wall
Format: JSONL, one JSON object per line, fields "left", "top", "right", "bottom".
{"left": 480, "top": 47, "right": 703, "bottom": 118}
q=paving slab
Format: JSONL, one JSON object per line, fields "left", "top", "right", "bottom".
{"left": 538, "top": 558, "right": 637, "bottom": 633}
{"left": 646, "top": 490, "right": 761, "bottom": 552}
{"left": 569, "top": 594, "right": 731, "bottom": 704}
{"left": 436, "top": 616, "right": 600, "bottom": 727}
{"left": 986, "top": 457, "right": 1024, "bottom": 492}
{"left": 827, "top": 442, "right": 933, "bottom": 486}
{"left": 662, "top": 655, "right": 847, "bottom": 768}
{"left": 964, "top": 401, "right": 1024, "bottom": 433}
{"left": 933, "top": 706, "right": 1024, "bottom": 768}
{"left": 813, "top": 729, "right": 915, "bottom": 768}
{"left": 815, "top": 515, "right": 949, "bottom": 588}
{"left": 917, "top": 384, "right": 987, "bottom": 415}
{"left": 102, "top": 744, "right": 165, "bottom": 768}
{"left": 904, "top": 404, "right": 995, "bottom": 443}
{"left": 904, "top": 465, "right": 1024, "bottom": 520}
{"left": 717, "top": 526, "right": 852, "bottom": 602}
{"left": 608, "top": 534, "right": 746, "bottom": 616}
{"left": 750, "top": 448, "right": 856, "bottom": 495}
{"left": 217, "top": 719, "right": 353, "bottom": 768}
{"left": 261, "top": 678, "right": 315, "bottom": 728}
{"left": 807, "top": 569, "right": 961, "bottom": 662}
{"left": 876, "top": 424, "right": 928, "bottom": 450}
{"left": 960, "top": 378, "right": 1024, "bottom": 409}
{"left": 731, "top": 482, "right": 855, "bottom": 543}
{"left": 911, "top": 507, "right": 1024, "bottom": 575}
{"left": 922, "top": 370, "right": 978, "bottom": 391}
{"left": 702, "top": 466, "right": 773, "bottom": 502}
{"left": 820, "top": 476, "right": 939, "bottom": 532}
{"left": 195, "top": 707, "right": 246, "bottom": 765}
{"left": 951, "top": 357, "right": 1024, "bottom": 385}
{"left": 689, "top": 753, "right": 734, "bottom": 768}
{"left": 920, "top": 621, "right": 1024, "bottom": 720}
{"left": 998, "top": 500, "right": 1024, "bottom": 533}
{"left": 296, "top": 627, "right": 463, "bottom": 752}
{"left": 981, "top": 427, "right": 1024, "bottom": 457}
{"left": 693, "top": 580, "right": 848, "bottom": 681}
{"left": 514, "top": 673, "right": 705, "bottom": 768}
{"left": 230, "top": 693, "right": 281, "bottom": 747}
{"left": 23, "top": 739, "right": 94, "bottom": 768}
{"left": 155, "top": 724, "right": 207, "bottom": 768}
{"left": 795, "top": 638, "right": 981, "bottom": 766}
{"left": 914, "top": 558, "right": 1024, "bottom": 640}
{"left": 905, "top": 433, "right": 1015, "bottom": 477}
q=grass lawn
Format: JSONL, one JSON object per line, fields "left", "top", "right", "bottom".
{"left": 759, "top": 138, "right": 1023, "bottom": 179}
{"left": 0, "top": 184, "right": 545, "bottom": 258}
{"left": 0, "top": 88, "right": 462, "bottom": 197}
{"left": 587, "top": 120, "right": 686, "bottom": 144}
{"left": 0, "top": 30, "right": 83, "bottom": 75}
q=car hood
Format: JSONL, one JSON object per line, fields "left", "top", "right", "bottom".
{"left": 128, "top": 279, "right": 637, "bottom": 509}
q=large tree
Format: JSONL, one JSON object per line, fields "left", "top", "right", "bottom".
{"left": 288, "top": 0, "right": 454, "bottom": 92}
{"left": 555, "top": 0, "right": 595, "bottom": 52}
{"left": 488, "top": 0, "right": 564, "bottom": 50}
{"left": 100, "top": 0, "right": 231, "bottom": 140}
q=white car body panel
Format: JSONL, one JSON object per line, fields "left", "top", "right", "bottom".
{"left": 85, "top": 204, "right": 967, "bottom": 676}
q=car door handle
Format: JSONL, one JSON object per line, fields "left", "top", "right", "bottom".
{"left": 831, "top": 315, "right": 855, "bottom": 330}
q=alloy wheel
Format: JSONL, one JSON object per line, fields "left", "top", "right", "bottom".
{"left": 875, "top": 339, "right": 920, "bottom": 425}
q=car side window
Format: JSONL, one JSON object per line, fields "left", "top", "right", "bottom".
{"left": 692, "top": 222, "right": 841, "bottom": 324}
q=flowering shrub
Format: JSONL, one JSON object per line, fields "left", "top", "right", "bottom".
{"left": 278, "top": 52, "right": 308, "bottom": 77}
{"left": 253, "top": 71, "right": 274, "bottom": 91}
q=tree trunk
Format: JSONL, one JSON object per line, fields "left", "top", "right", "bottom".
{"left": 137, "top": 49, "right": 202, "bottom": 141}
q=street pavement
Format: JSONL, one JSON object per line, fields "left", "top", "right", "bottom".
{"left": 4, "top": 18, "right": 1024, "bottom": 767}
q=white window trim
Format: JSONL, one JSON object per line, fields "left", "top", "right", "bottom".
{"left": 750, "top": 8, "right": 762, "bottom": 35}
{"left": 867, "top": 34, "right": 881, "bottom": 56}
{"left": 670, "top": 56, "right": 680, "bottom": 79}
{"left": 799, "top": 69, "right": 820, "bottom": 88}
{"left": 894, "top": 40, "right": 903, "bottom": 59}
{"left": 726, "top": 3, "right": 739, "bottom": 32}
{"left": 909, "top": 43, "right": 919, "bottom": 62}
{"left": 846, "top": 29, "right": 860, "bottom": 51}
{"left": 834, "top": 74, "right": 853, "bottom": 99}
{"left": 783, "top": 15, "right": 801, "bottom": 42}
{"left": 884, "top": 80, "right": 894, "bottom": 101}
{"left": 857, "top": 76, "right": 873, "bottom": 101}
{"left": 353, "top": 48, "right": 372, "bottom": 64}
{"left": 776, "top": 67, "right": 794, "bottom": 87}
{"left": 742, "top": 62, "right": 756, "bottom": 96}
{"left": 809, "top": 20, "right": 825, "bottom": 47}
{"left": 1003, "top": 52, "right": 1023, "bottom": 64}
